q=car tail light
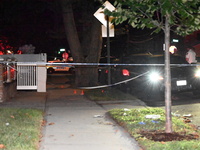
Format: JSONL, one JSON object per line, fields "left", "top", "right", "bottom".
{"left": 105, "top": 70, "right": 108, "bottom": 73}
{"left": 122, "top": 69, "right": 130, "bottom": 76}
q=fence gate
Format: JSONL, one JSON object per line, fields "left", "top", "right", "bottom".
{"left": 17, "top": 63, "right": 38, "bottom": 90}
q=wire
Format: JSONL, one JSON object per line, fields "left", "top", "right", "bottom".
{"left": 7, "top": 64, "right": 17, "bottom": 71}
{"left": 79, "top": 71, "right": 149, "bottom": 89}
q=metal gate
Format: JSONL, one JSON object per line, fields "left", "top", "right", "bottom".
{"left": 17, "top": 63, "right": 38, "bottom": 90}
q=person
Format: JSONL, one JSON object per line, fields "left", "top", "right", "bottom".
{"left": 185, "top": 46, "right": 197, "bottom": 64}
{"left": 62, "top": 50, "right": 69, "bottom": 62}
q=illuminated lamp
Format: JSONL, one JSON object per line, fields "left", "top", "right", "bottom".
{"left": 60, "top": 48, "right": 65, "bottom": 52}
{"left": 172, "top": 39, "right": 179, "bottom": 42}
{"left": 7, "top": 50, "right": 12, "bottom": 54}
{"left": 169, "top": 45, "right": 177, "bottom": 54}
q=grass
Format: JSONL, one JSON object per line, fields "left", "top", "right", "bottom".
{"left": 0, "top": 108, "right": 44, "bottom": 150}
{"left": 85, "top": 88, "right": 200, "bottom": 149}
{"left": 84, "top": 88, "right": 136, "bottom": 101}
{"left": 109, "top": 108, "right": 200, "bottom": 150}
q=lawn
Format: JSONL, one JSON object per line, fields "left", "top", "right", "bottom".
{"left": 109, "top": 107, "right": 200, "bottom": 150}
{"left": 0, "top": 108, "right": 44, "bottom": 150}
{"left": 85, "top": 88, "right": 200, "bottom": 150}
{"left": 84, "top": 87, "right": 136, "bottom": 101}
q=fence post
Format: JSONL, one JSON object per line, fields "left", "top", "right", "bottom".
{"left": 6, "top": 58, "right": 11, "bottom": 83}
{"left": 0, "top": 58, "right": 4, "bottom": 102}
{"left": 37, "top": 62, "right": 47, "bottom": 92}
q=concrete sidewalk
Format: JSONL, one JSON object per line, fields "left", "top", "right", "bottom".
{"left": 40, "top": 88, "right": 145, "bottom": 150}
{"left": 0, "top": 91, "right": 47, "bottom": 110}
{"left": 0, "top": 85, "right": 146, "bottom": 150}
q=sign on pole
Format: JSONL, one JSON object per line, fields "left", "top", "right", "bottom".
{"left": 93, "top": 1, "right": 115, "bottom": 28}
{"left": 102, "top": 25, "right": 114, "bottom": 37}
{"left": 94, "top": 1, "right": 115, "bottom": 85}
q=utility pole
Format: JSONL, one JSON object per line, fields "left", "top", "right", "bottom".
{"left": 106, "top": 15, "right": 111, "bottom": 85}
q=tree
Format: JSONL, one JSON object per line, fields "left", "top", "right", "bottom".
{"left": 0, "top": 0, "right": 57, "bottom": 54}
{"left": 59, "top": 0, "right": 102, "bottom": 86}
{"left": 19, "top": 44, "right": 35, "bottom": 54}
{"left": 105, "top": 0, "right": 200, "bottom": 133}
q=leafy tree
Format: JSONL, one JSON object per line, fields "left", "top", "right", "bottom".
{"left": 105, "top": 0, "right": 200, "bottom": 133}
{"left": 19, "top": 44, "right": 35, "bottom": 54}
{"left": 0, "top": 0, "right": 54, "bottom": 53}
{"left": 59, "top": 0, "right": 103, "bottom": 86}
{"left": 0, "top": 0, "right": 103, "bottom": 86}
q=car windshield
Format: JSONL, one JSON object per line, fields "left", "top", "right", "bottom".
{"left": 122, "top": 56, "right": 149, "bottom": 64}
{"left": 100, "top": 57, "right": 119, "bottom": 63}
{"left": 170, "top": 55, "right": 188, "bottom": 64}
{"left": 54, "top": 62, "right": 63, "bottom": 63}
{"left": 148, "top": 55, "right": 188, "bottom": 64}
{"left": 121, "top": 54, "right": 188, "bottom": 65}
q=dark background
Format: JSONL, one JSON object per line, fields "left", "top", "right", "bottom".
{"left": 0, "top": 0, "right": 195, "bottom": 60}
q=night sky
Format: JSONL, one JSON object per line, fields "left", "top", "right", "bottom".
{"left": 0, "top": 0, "right": 68, "bottom": 58}
{"left": 0, "top": 1, "right": 198, "bottom": 59}
{"left": 0, "top": 0, "right": 127, "bottom": 59}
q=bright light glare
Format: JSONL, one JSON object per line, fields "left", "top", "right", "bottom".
{"left": 149, "top": 72, "right": 163, "bottom": 82}
{"left": 195, "top": 69, "right": 200, "bottom": 77}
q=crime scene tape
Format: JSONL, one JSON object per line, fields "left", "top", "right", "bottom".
{"left": 45, "top": 62, "right": 200, "bottom": 67}
{"left": 11, "top": 62, "right": 200, "bottom": 67}
{"left": 0, "top": 60, "right": 198, "bottom": 67}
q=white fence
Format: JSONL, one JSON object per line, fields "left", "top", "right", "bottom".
{"left": 16, "top": 62, "right": 47, "bottom": 92}
{"left": 17, "top": 63, "right": 37, "bottom": 90}
{"left": 0, "top": 54, "right": 47, "bottom": 92}
{"left": 14, "top": 53, "right": 47, "bottom": 92}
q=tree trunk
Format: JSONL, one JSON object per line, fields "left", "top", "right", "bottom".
{"left": 75, "top": 18, "right": 102, "bottom": 86}
{"left": 60, "top": 0, "right": 83, "bottom": 61}
{"left": 164, "top": 16, "right": 172, "bottom": 133}
{"left": 60, "top": 0, "right": 102, "bottom": 87}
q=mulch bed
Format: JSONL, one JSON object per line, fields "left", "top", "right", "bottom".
{"left": 139, "top": 130, "right": 199, "bottom": 141}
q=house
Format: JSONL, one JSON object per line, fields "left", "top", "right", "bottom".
{"left": 185, "top": 30, "right": 200, "bottom": 57}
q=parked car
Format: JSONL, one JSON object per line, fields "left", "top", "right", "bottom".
{"left": 47, "top": 59, "right": 74, "bottom": 74}
{"left": 112, "top": 53, "right": 199, "bottom": 99}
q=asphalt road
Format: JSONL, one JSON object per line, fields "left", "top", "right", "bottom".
{"left": 142, "top": 92, "right": 200, "bottom": 107}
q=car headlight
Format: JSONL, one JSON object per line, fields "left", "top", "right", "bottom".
{"left": 149, "top": 72, "right": 163, "bottom": 83}
{"left": 195, "top": 69, "right": 200, "bottom": 77}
